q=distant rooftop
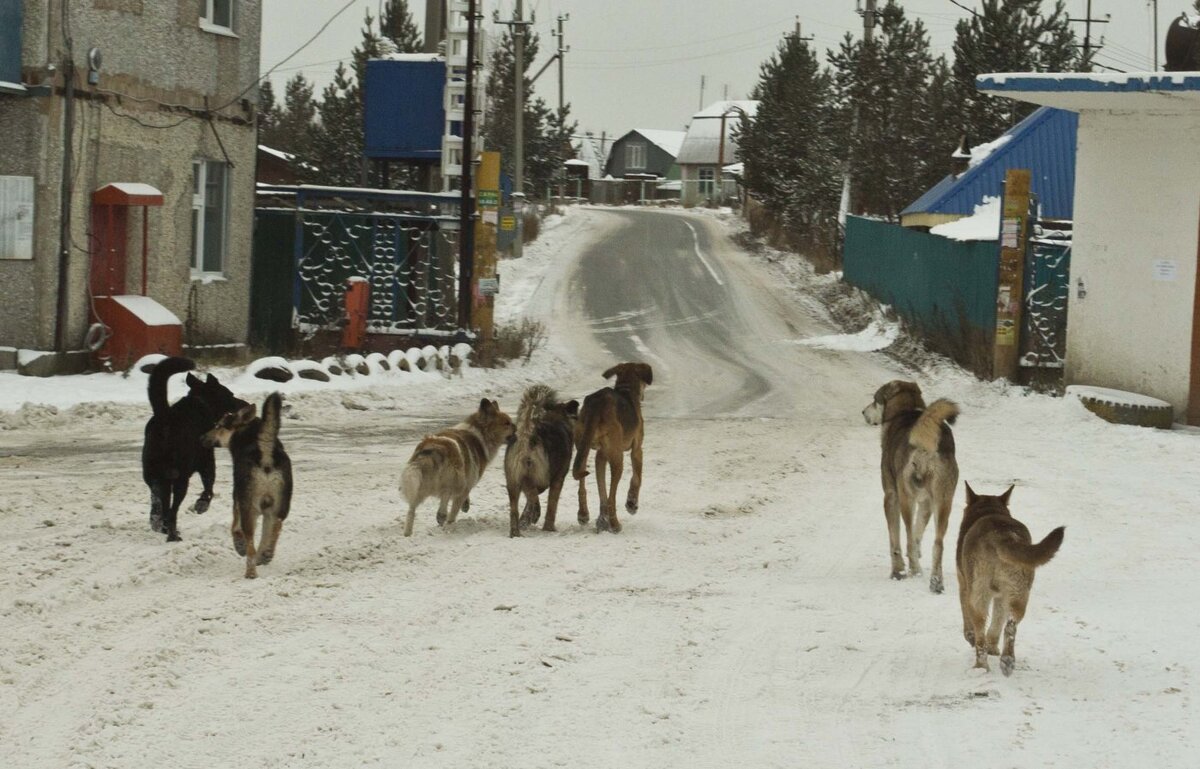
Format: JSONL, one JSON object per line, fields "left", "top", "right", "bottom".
{"left": 977, "top": 72, "right": 1200, "bottom": 112}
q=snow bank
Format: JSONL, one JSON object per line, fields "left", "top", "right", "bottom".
{"left": 796, "top": 318, "right": 899, "bottom": 352}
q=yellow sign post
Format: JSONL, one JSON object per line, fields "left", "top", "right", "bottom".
{"left": 474, "top": 152, "right": 501, "bottom": 354}
{"left": 993, "top": 168, "right": 1032, "bottom": 381}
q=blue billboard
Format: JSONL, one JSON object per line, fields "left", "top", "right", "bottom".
{"left": 364, "top": 58, "right": 446, "bottom": 161}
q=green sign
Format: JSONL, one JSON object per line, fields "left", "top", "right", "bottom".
{"left": 479, "top": 189, "right": 499, "bottom": 207}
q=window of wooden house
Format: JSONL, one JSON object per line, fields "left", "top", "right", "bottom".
{"left": 626, "top": 142, "right": 646, "bottom": 171}
{"left": 191, "top": 160, "right": 229, "bottom": 275}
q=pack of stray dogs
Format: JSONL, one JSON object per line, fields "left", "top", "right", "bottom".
{"left": 142, "top": 357, "right": 1061, "bottom": 675}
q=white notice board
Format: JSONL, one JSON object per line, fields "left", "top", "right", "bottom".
{"left": 0, "top": 175, "right": 34, "bottom": 260}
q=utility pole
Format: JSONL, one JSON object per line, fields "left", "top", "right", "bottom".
{"left": 699, "top": 74, "right": 705, "bottom": 110}
{"left": 784, "top": 16, "right": 814, "bottom": 45}
{"left": 552, "top": 13, "right": 570, "bottom": 118}
{"left": 495, "top": 0, "right": 534, "bottom": 257}
{"left": 841, "top": 0, "right": 878, "bottom": 225}
{"left": 1069, "top": 1, "right": 1110, "bottom": 64}
{"left": 458, "top": 0, "right": 478, "bottom": 330}
{"left": 1152, "top": 0, "right": 1160, "bottom": 70}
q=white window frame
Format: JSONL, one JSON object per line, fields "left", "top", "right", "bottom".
{"left": 191, "top": 160, "right": 229, "bottom": 277}
{"left": 626, "top": 142, "right": 646, "bottom": 171}
{"left": 698, "top": 167, "right": 715, "bottom": 196}
{"left": 199, "top": 0, "right": 237, "bottom": 37}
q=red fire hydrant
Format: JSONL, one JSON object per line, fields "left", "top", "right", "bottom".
{"left": 342, "top": 277, "right": 369, "bottom": 349}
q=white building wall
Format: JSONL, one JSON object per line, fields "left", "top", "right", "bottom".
{"left": 1066, "top": 110, "right": 1200, "bottom": 417}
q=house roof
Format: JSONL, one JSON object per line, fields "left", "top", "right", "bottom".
{"left": 628, "top": 129, "right": 687, "bottom": 158}
{"left": 92, "top": 182, "right": 164, "bottom": 207}
{"left": 977, "top": 71, "right": 1200, "bottom": 113}
{"left": 901, "top": 106, "right": 1077, "bottom": 220}
{"left": 573, "top": 134, "right": 610, "bottom": 179}
{"left": 676, "top": 100, "right": 759, "bottom": 165}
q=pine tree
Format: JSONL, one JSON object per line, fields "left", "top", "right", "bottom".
{"left": 258, "top": 79, "right": 282, "bottom": 147}
{"left": 277, "top": 74, "right": 319, "bottom": 164}
{"left": 951, "top": 0, "right": 1083, "bottom": 147}
{"left": 483, "top": 29, "right": 577, "bottom": 197}
{"left": 311, "top": 62, "right": 363, "bottom": 185}
{"left": 381, "top": 0, "right": 422, "bottom": 53}
{"left": 739, "top": 36, "right": 841, "bottom": 245}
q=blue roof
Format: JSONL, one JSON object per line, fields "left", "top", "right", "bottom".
{"left": 901, "top": 107, "right": 1077, "bottom": 220}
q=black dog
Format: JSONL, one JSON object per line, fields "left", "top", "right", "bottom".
{"left": 142, "top": 357, "right": 247, "bottom": 542}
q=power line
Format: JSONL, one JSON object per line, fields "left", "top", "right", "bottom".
{"left": 573, "top": 16, "right": 793, "bottom": 53}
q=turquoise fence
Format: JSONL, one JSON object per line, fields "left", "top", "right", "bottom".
{"left": 843, "top": 216, "right": 999, "bottom": 361}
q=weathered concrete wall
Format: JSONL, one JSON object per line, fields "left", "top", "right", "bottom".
{"left": 0, "top": 0, "right": 262, "bottom": 360}
{"left": 1066, "top": 110, "right": 1200, "bottom": 418}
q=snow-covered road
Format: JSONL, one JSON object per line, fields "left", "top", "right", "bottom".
{"left": 1, "top": 207, "right": 1197, "bottom": 767}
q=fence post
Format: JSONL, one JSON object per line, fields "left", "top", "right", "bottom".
{"left": 992, "top": 169, "right": 1032, "bottom": 381}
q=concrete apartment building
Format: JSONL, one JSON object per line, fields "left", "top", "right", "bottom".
{"left": 0, "top": 0, "right": 261, "bottom": 373}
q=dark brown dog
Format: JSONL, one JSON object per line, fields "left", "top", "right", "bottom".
{"left": 504, "top": 384, "right": 579, "bottom": 537}
{"left": 572, "top": 362, "right": 653, "bottom": 533}
{"left": 957, "top": 483, "right": 1064, "bottom": 676}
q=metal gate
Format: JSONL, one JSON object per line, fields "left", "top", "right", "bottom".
{"left": 1020, "top": 223, "right": 1071, "bottom": 371}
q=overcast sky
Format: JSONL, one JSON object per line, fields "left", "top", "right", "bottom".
{"left": 262, "top": 0, "right": 1166, "bottom": 140}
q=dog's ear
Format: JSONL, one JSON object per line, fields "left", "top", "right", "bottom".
{"left": 238, "top": 403, "right": 257, "bottom": 422}
{"left": 563, "top": 399, "right": 579, "bottom": 417}
{"left": 999, "top": 484, "right": 1014, "bottom": 506}
{"left": 479, "top": 398, "right": 498, "bottom": 415}
{"left": 207, "top": 374, "right": 221, "bottom": 387}
{"left": 601, "top": 365, "right": 618, "bottom": 380}
{"left": 964, "top": 482, "right": 977, "bottom": 505}
{"left": 635, "top": 363, "right": 653, "bottom": 385}
{"left": 186, "top": 373, "right": 202, "bottom": 389}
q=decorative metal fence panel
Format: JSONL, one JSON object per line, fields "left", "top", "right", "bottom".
{"left": 1020, "top": 237, "right": 1071, "bottom": 369}
{"left": 293, "top": 210, "right": 460, "bottom": 335}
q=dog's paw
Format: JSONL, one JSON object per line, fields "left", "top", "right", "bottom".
{"left": 244, "top": 569, "right": 258, "bottom": 580}
{"left": 509, "top": 529, "right": 522, "bottom": 538}
{"left": 436, "top": 512, "right": 447, "bottom": 526}
{"left": 192, "top": 495, "right": 211, "bottom": 515}
{"left": 167, "top": 531, "right": 182, "bottom": 543}
{"left": 542, "top": 523, "right": 557, "bottom": 533}
{"left": 625, "top": 500, "right": 638, "bottom": 514}
{"left": 577, "top": 512, "right": 589, "bottom": 525}
{"left": 595, "top": 515, "right": 610, "bottom": 533}
{"left": 1000, "top": 655, "right": 1015, "bottom": 677}
{"left": 929, "top": 574, "right": 944, "bottom": 594}
{"left": 233, "top": 535, "right": 247, "bottom": 557}
{"left": 986, "top": 643, "right": 1001, "bottom": 656}
{"left": 150, "top": 515, "right": 165, "bottom": 533}
{"left": 462, "top": 497, "right": 471, "bottom": 513}
{"left": 890, "top": 570, "right": 906, "bottom": 581}
{"left": 257, "top": 550, "right": 274, "bottom": 565}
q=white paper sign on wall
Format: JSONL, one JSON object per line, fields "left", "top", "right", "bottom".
{"left": 1152, "top": 259, "right": 1177, "bottom": 282}
{"left": 0, "top": 175, "right": 34, "bottom": 261}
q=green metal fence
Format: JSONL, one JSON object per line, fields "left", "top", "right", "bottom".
{"left": 843, "top": 216, "right": 999, "bottom": 349}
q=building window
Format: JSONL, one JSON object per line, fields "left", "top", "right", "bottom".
{"left": 449, "top": 120, "right": 463, "bottom": 137}
{"left": 0, "top": 0, "right": 24, "bottom": 90}
{"left": 191, "top": 160, "right": 228, "bottom": 275}
{"left": 200, "top": 0, "right": 234, "bottom": 33}
{"left": 626, "top": 142, "right": 646, "bottom": 171}
{"left": 698, "top": 167, "right": 715, "bottom": 196}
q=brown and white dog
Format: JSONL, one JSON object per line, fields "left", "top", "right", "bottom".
{"left": 400, "top": 398, "right": 514, "bottom": 536}
{"left": 573, "top": 362, "right": 653, "bottom": 533}
{"left": 862, "top": 380, "right": 959, "bottom": 592}
{"left": 503, "top": 384, "right": 579, "bottom": 537}
{"left": 957, "top": 483, "right": 1064, "bottom": 676}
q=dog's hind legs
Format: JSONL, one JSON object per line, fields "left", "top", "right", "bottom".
{"left": 436, "top": 498, "right": 450, "bottom": 526}
{"left": 908, "top": 500, "right": 930, "bottom": 578}
{"left": 884, "top": 490, "right": 905, "bottom": 579}
{"left": 1000, "top": 600, "right": 1027, "bottom": 677}
{"left": 929, "top": 496, "right": 952, "bottom": 594}
{"left": 605, "top": 451, "right": 624, "bottom": 534}
{"left": 403, "top": 502, "right": 419, "bottom": 537}
{"left": 594, "top": 452, "right": 611, "bottom": 532}
{"left": 165, "top": 476, "right": 189, "bottom": 542}
{"left": 444, "top": 496, "right": 465, "bottom": 526}
{"left": 985, "top": 597, "right": 1005, "bottom": 656}
{"left": 626, "top": 441, "right": 643, "bottom": 514}
{"left": 240, "top": 504, "right": 259, "bottom": 579}
{"left": 507, "top": 481, "right": 523, "bottom": 538}
{"left": 576, "top": 476, "right": 590, "bottom": 526}
{"left": 257, "top": 515, "right": 283, "bottom": 565}
{"left": 543, "top": 479, "right": 564, "bottom": 532}
{"left": 462, "top": 495, "right": 471, "bottom": 513}
{"left": 149, "top": 482, "right": 168, "bottom": 533}
{"left": 231, "top": 500, "right": 247, "bottom": 556}
{"left": 193, "top": 449, "right": 216, "bottom": 514}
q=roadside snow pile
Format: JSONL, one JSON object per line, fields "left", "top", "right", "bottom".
{"left": 796, "top": 318, "right": 899, "bottom": 352}
{"left": 930, "top": 196, "right": 1000, "bottom": 242}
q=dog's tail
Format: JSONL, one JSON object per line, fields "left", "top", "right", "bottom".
{"left": 400, "top": 442, "right": 443, "bottom": 503}
{"left": 909, "top": 399, "right": 959, "bottom": 453}
{"left": 259, "top": 392, "right": 284, "bottom": 451}
{"left": 147, "top": 356, "right": 196, "bottom": 418}
{"left": 572, "top": 400, "right": 601, "bottom": 480}
{"left": 517, "top": 384, "right": 556, "bottom": 443}
{"left": 998, "top": 526, "right": 1065, "bottom": 568}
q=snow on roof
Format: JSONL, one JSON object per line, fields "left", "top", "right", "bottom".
{"left": 376, "top": 53, "right": 443, "bottom": 62}
{"left": 929, "top": 196, "right": 1000, "bottom": 242}
{"left": 111, "top": 295, "right": 182, "bottom": 326}
{"left": 676, "top": 101, "right": 759, "bottom": 166}
{"left": 563, "top": 158, "right": 589, "bottom": 166}
{"left": 631, "top": 129, "right": 687, "bottom": 158}
{"left": 978, "top": 72, "right": 1200, "bottom": 113}
{"left": 573, "top": 134, "right": 610, "bottom": 179}
{"left": 105, "top": 182, "right": 163, "bottom": 197}
{"left": 258, "top": 145, "right": 295, "bottom": 162}
{"left": 967, "top": 134, "right": 1011, "bottom": 169}
{"left": 691, "top": 100, "right": 759, "bottom": 119}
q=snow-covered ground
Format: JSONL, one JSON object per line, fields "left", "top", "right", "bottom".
{"left": 1, "top": 206, "right": 1197, "bottom": 767}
